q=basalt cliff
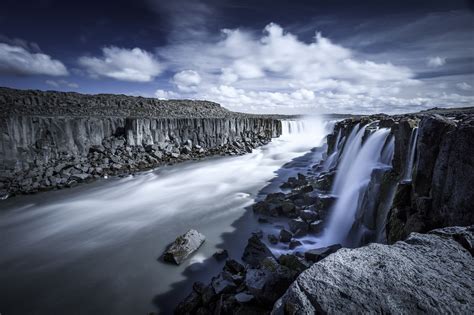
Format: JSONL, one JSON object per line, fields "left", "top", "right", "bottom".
{"left": 0, "top": 87, "right": 282, "bottom": 198}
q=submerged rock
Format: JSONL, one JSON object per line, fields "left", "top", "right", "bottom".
{"left": 274, "top": 226, "right": 474, "bottom": 314}
{"left": 162, "top": 229, "right": 205, "bottom": 265}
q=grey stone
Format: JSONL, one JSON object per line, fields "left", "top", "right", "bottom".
{"left": 162, "top": 229, "right": 205, "bottom": 265}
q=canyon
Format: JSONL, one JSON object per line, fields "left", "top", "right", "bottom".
{"left": 0, "top": 88, "right": 473, "bottom": 314}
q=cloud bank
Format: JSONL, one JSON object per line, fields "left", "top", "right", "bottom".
{"left": 155, "top": 23, "right": 422, "bottom": 113}
{"left": 0, "top": 43, "right": 68, "bottom": 76}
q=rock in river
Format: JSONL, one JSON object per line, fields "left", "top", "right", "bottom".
{"left": 162, "top": 229, "right": 206, "bottom": 265}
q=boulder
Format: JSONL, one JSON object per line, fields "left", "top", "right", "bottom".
{"left": 274, "top": 226, "right": 474, "bottom": 314}
{"left": 162, "top": 229, "right": 205, "bottom": 265}
{"left": 242, "top": 235, "right": 275, "bottom": 267}
{"left": 279, "top": 229, "right": 293, "bottom": 243}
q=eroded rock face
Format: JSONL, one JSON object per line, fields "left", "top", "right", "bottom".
{"left": 388, "top": 114, "right": 474, "bottom": 242}
{"left": 273, "top": 226, "right": 474, "bottom": 314}
{"left": 162, "top": 229, "right": 205, "bottom": 265}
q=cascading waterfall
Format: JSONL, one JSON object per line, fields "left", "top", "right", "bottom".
{"left": 402, "top": 127, "right": 418, "bottom": 182}
{"left": 321, "top": 126, "right": 393, "bottom": 246}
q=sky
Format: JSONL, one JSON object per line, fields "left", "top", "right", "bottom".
{"left": 0, "top": 0, "right": 473, "bottom": 114}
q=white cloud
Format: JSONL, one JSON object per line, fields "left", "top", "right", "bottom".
{"left": 0, "top": 43, "right": 68, "bottom": 76}
{"left": 172, "top": 70, "right": 202, "bottom": 91}
{"left": 154, "top": 89, "right": 179, "bottom": 100}
{"left": 427, "top": 56, "right": 446, "bottom": 67}
{"left": 456, "top": 82, "right": 472, "bottom": 91}
{"left": 78, "top": 46, "right": 162, "bottom": 82}
{"left": 158, "top": 23, "right": 420, "bottom": 113}
{"left": 46, "top": 79, "right": 79, "bottom": 89}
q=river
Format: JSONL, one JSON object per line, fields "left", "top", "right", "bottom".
{"left": 0, "top": 117, "right": 332, "bottom": 314}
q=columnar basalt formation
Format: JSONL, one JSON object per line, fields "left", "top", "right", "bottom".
{"left": 0, "top": 87, "right": 282, "bottom": 198}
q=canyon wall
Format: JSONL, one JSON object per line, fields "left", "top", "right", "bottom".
{"left": 0, "top": 88, "right": 282, "bottom": 197}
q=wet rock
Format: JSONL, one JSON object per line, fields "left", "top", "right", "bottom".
{"left": 245, "top": 268, "right": 268, "bottom": 296}
{"left": 289, "top": 240, "right": 302, "bottom": 249}
{"left": 304, "top": 244, "right": 342, "bottom": 263}
{"left": 162, "top": 229, "right": 206, "bottom": 265}
{"left": 299, "top": 209, "right": 319, "bottom": 222}
{"left": 267, "top": 234, "right": 278, "bottom": 244}
{"left": 213, "top": 249, "right": 229, "bottom": 261}
{"left": 252, "top": 230, "right": 264, "bottom": 239}
{"left": 279, "top": 229, "right": 293, "bottom": 243}
{"left": 309, "top": 220, "right": 324, "bottom": 233}
{"left": 242, "top": 235, "right": 275, "bottom": 267}
{"left": 224, "top": 259, "right": 245, "bottom": 274}
{"left": 175, "top": 289, "right": 202, "bottom": 314}
{"left": 275, "top": 226, "right": 474, "bottom": 314}
{"left": 288, "top": 218, "right": 309, "bottom": 234}
{"left": 277, "top": 201, "right": 296, "bottom": 215}
{"left": 212, "top": 272, "right": 237, "bottom": 294}
{"left": 311, "top": 171, "right": 335, "bottom": 191}
{"left": 71, "top": 173, "right": 91, "bottom": 181}
{"left": 258, "top": 217, "right": 270, "bottom": 224}
{"left": 235, "top": 292, "right": 254, "bottom": 303}
{"left": 278, "top": 254, "right": 310, "bottom": 274}
{"left": 314, "top": 196, "right": 336, "bottom": 218}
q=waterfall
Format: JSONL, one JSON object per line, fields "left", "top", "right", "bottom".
{"left": 281, "top": 120, "right": 307, "bottom": 136}
{"left": 322, "top": 127, "right": 392, "bottom": 246}
{"left": 322, "top": 129, "right": 343, "bottom": 171}
{"left": 402, "top": 127, "right": 418, "bottom": 182}
{"left": 332, "top": 124, "right": 366, "bottom": 194}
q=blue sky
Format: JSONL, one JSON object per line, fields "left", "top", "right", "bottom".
{"left": 0, "top": 0, "right": 473, "bottom": 114}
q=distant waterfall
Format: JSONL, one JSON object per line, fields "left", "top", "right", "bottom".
{"left": 402, "top": 127, "right": 418, "bottom": 182}
{"left": 280, "top": 118, "right": 335, "bottom": 142}
{"left": 322, "top": 126, "right": 393, "bottom": 246}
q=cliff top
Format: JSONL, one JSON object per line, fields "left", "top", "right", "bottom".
{"left": 0, "top": 87, "right": 282, "bottom": 119}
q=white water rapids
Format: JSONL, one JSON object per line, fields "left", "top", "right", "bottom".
{"left": 0, "top": 117, "right": 331, "bottom": 314}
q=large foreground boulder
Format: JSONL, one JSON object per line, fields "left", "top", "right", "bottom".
{"left": 162, "top": 229, "right": 205, "bottom": 265}
{"left": 273, "top": 226, "right": 474, "bottom": 314}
